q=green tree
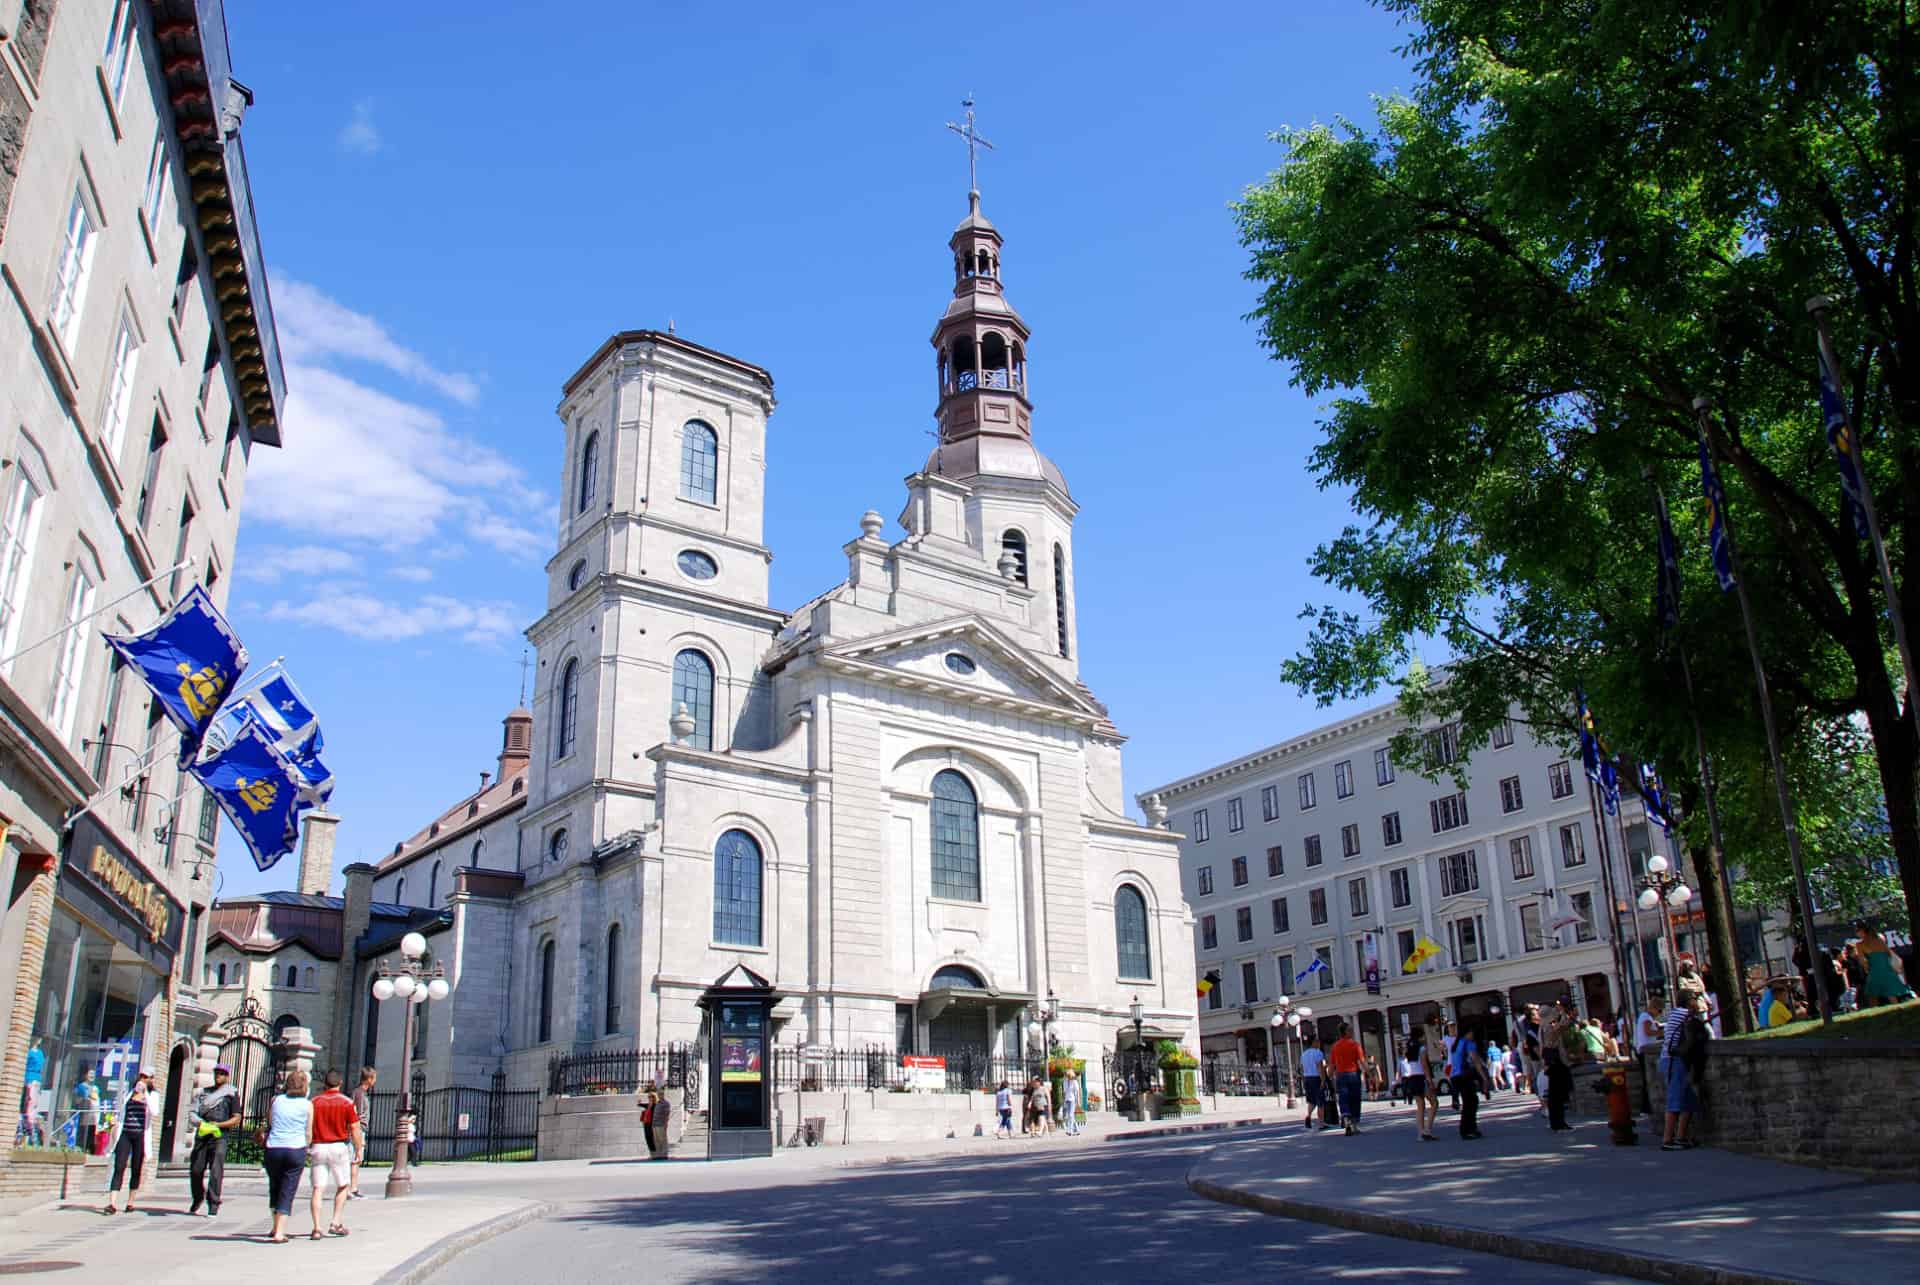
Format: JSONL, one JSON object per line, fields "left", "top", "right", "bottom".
{"left": 1234, "top": 0, "right": 1920, "bottom": 1029}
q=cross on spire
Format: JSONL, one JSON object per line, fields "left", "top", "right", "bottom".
{"left": 517, "top": 648, "right": 531, "bottom": 706}
{"left": 945, "top": 94, "right": 995, "bottom": 197}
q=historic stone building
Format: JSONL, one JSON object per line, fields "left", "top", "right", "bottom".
{"left": 350, "top": 187, "right": 1198, "bottom": 1097}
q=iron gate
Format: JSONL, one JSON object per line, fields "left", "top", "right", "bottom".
{"left": 216, "top": 997, "right": 282, "bottom": 1135}
{"left": 361, "top": 1073, "right": 537, "bottom": 1163}
{"left": 1102, "top": 1049, "right": 1161, "bottom": 1108}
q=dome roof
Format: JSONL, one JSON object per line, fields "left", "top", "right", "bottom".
{"left": 953, "top": 193, "right": 999, "bottom": 237}
{"left": 925, "top": 434, "right": 1069, "bottom": 496}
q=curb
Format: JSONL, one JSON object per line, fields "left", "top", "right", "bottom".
{"left": 1102, "top": 1118, "right": 1282, "bottom": 1142}
{"left": 374, "top": 1201, "right": 555, "bottom": 1285}
{"left": 1186, "top": 1176, "right": 1803, "bottom": 1285}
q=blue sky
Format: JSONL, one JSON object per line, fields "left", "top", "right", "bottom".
{"left": 213, "top": 1, "right": 1417, "bottom": 896}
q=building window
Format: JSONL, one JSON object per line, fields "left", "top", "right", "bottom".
{"left": 1115, "top": 884, "right": 1152, "bottom": 979}
{"left": 577, "top": 430, "right": 600, "bottom": 513}
{"left": 1304, "top": 834, "right": 1323, "bottom": 867}
{"left": 100, "top": 316, "right": 140, "bottom": 458}
{"left": 1231, "top": 856, "right": 1248, "bottom": 887}
{"left": 1298, "top": 773, "right": 1317, "bottom": 810}
{"left": 930, "top": 770, "right": 982, "bottom": 901}
{"left": 548, "top": 829, "right": 568, "bottom": 865}
{"left": 1340, "top": 823, "right": 1361, "bottom": 859}
{"left": 1205, "top": 970, "right": 1222, "bottom": 1010}
{"left": 1500, "top": 775, "right": 1524, "bottom": 814}
{"left": 1277, "top": 953, "right": 1295, "bottom": 995}
{"left": 1397, "top": 928, "right": 1418, "bottom": 972}
{"left": 554, "top": 659, "right": 579, "bottom": 758}
{"left": 1569, "top": 890, "right": 1597, "bottom": 942}
{"left": 680, "top": 420, "right": 718, "bottom": 503}
{"left": 1355, "top": 938, "right": 1371, "bottom": 981}
{"left": 91, "top": 655, "right": 127, "bottom": 780}
{"left": 48, "top": 570, "right": 96, "bottom": 740}
{"left": 1510, "top": 834, "right": 1536, "bottom": 879}
{"left": 1315, "top": 945, "right": 1335, "bottom": 990}
{"left": 0, "top": 469, "right": 46, "bottom": 664}
{"left": 1491, "top": 717, "right": 1514, "bottom": 749}
{"left": 1226, "top": 797, "right": 1243, "bottom": 833}
{"left": 1429, "top": 791, "right": 1470, "bottom": 833}
{"left": 998, "top": 529, "right": 1028, "bottom": 584}
{"left": 537, "top": 940, "right": 556, "bottom": 1042}
{"left": 1334, "top": 760, "right": 1353, "bottom": 799}
{"left": 428, "top": 861, "right": 441, "bottom": 908}
{"left": 1197, "top": 865, "right": 1214, "bottom": 896}
{"left": 102, "top": 0, "right": 137, "bottom": 103}
{"left": 1451, "top": 914, "right": 1483, "bottom": 966}
{"left": 1549, "top": 760, "right": 1575, "bottom": 799}
{"left": 567, "top": 560, "right": 587, "bottom": 591}
{"left": 395, "top": 876, "right": 406, "bottom": 904}
{"left": 50, "top": 188, "right": 99, "bottom": 349}
{"left": 1381, "top": 811, "right": 1403, "bottom": 847}
{"left": 1559, "top": 822, "right": 1587, "bottom": 868}
{"left": 303, "top": 966, "right": 315, "bottom": 990}
{"left": 177, "top": 242, "right": 202, "bottom": 332}
{"left": 168, "top": 498, "right": 193, "bottom": 599}
{"left": 1348, "top": 877, "right": 1369, "bottom": 917}
{"left": 1271, "top": 896, "right": 1289, "bottom": 934}
{"left": 1519, "top": 903, "right": 1545, "bottom": 953}
{"left": 713, "top": 830, "right": 764, "bottom": 946}
{"left": 135, "top": 418, "right": 166, "bottom": 529}
{"left": 672, "top": 649, "right": 715, "bottom": 750}
{"left": 1266, "top": 845, "right": 1283, "bottom": 877}
{"left": 1200, "top": 914, "right": 1217, "bottom": 951}
{"left": 197, "top": 791, "right": 218, "bottom": 845}
{"left": 1438, "top": 849, "right": 1480, "bottom": 897}
{"left": 1053, "top": 544, "right": 1070, "bottom": 658}
{"left": 1235, "top": 906, "right": 1253, "bottom": 943}
{"left": 1374, "top": 747, "right": 1395, "bottom": 786}
{"left": 1241, "top": 960, "right": 1259, "bottom": 1004}
{"left": 1389, "top": 867, "right": 1411, "bottom": 908}
{"left": 1424, "top": 723, "right": 1461, "bottom": 769}
{"left": 1309, "top": 888, "right": 1328, "bottom": 926}
{"left": 1261, "top": 784, "right": 1280, "bottom": 821}
{"left": 1193, "top": 809, "right": 1210, "bottom": 843}
{"left": 141, "top": 130, "right": 169, "bottom": 227}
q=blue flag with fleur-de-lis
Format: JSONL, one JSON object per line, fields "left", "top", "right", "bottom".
{"left": 189, "top": 717, "right": 302, "bottom": 871}
{"left": 1818, "top": 349, "right": 1872, "bottom": 541}
{"left": 101, "top": 584, "right": 248, "bottom": 756}
{"left": 1696, "top": 438, "right": 1736, "bottom": 591}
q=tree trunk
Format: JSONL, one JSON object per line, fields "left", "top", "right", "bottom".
{"left": 1860, "top": 685, "right": 1920, "bottom": 945}
{"left": 1691, "top": 831, "right": 1753, "bottom": 1035}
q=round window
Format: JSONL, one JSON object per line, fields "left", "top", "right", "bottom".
{"left": 944, "top": 653, "right": 977, "bottom": 676}
{"left": 566, "top": 559, "right": 587, "bottom": 590}
{"left": 677, "top": 549, "right": 719, "bottom": 580}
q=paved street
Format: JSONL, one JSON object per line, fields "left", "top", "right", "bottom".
{"left": 433, "top": 1126, "right": 1630, "bottom": 1284}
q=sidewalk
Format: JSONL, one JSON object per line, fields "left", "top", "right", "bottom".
{"left": 1187, "top": 1094, "right": 1920, "bottom": 1285}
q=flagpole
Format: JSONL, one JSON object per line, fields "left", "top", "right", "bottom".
{"left": 1608, "top": 790, "right": 1655, "bottom": 1007}
{"left": 0, "top": 558, "right": 193, "bottom": 668}
{"left": 1585, "top": 776, "right": 1636, "bottom": 1025}
{"left": 60, "top": 738, "right": 169, "bottom": 833}
{"left": 1693, "top": 398, "right": 1832, "bottom": 1025}
{"left": 1807, "top": 296, "right": 1920, "bottom": 740}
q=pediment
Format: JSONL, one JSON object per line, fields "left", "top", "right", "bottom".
{"left": 819, "top": 616, "right": 1109, "bottom": 729}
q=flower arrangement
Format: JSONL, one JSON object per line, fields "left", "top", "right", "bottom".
{"left": 1155, "top": 1038, "right": 1198, "bottom": 1070}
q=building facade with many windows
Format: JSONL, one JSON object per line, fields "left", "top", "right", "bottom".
{"left": 1141, "top": 695, "right": 1643, "bottom": 1072}
{"left": 0, "top": 0, "right": 282, "bottom": 1177}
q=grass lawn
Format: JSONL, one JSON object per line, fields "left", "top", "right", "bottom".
{"left": 1726, "top": 998, "right": 1920, "bottom": 1042}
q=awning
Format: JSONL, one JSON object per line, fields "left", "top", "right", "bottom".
{"left": 918, "top": 986, "right": 1035, "bottom": 1022}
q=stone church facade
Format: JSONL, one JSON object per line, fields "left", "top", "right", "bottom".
{"left": 373, "top": 191, "right": 1196, "bottom": 1093}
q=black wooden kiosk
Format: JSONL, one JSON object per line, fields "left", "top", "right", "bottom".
{"left": 699, "top": 964, "right": 776, "bottom": 1159}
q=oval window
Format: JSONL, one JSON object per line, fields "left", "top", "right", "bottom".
{"left": 567, "top": 560, "right": 587, "bottom": 590}
{"left": 677, "top": 549, "right": 719, "bottom": 580}
{"left": 944, "top": 653, "right": 977, "bottom": 676}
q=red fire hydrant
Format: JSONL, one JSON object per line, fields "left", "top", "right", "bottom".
{"left": 1600, "top": 1063, "right": 1637, "bottom": 1146}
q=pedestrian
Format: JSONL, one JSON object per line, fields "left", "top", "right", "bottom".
{"left": 307, "top": 1069, "right": 361, "bottom": 1236}
{"left": 1402, "top": 1033, "right": 1433, "bottom": 1142}
{"left": 262, "top": 1068, "right": 312, "bottom": 1244}
{"left": 1328, "top": 1022, "right": 1366, "bottom": 1135}
{"left": 1660, "top": 994, "right": 1704, "bottom": 1151}
{"left": 1840, "top": 943, "right": 1868, "bottom": 1010}
{"left": 1449, "top": 1024, "right": 1490, "bottom": 1140}
{"left": 1854, "top": 921, "right": 1915, "bottom": 1006}
{"left": 1298, "top": 1034, "right": 1326, "bottom": 1131}
{"left": 1027, "top": 1076, "right": 1052, "bottom": 1137}
{"left": 72, "top": 1068, "right": 99, "bottom": 1156}
{"left": 101, "top": 1070, "right": 153, "bottom": 1214}
{"left": 1420, "top": 1010, "right": 1448, "bottom": 1117}
{"left": 650, "top": 1088, "right": 673, "bottom": 1159}
{"left": 349, "top": 1067, "right": 376, "bottom": 1198}
{"left": 1518, "top": 1004, "right": 1543, "bottom": 1095}
{"left": 1635, "top": 992, "right": 1666, "bottom": 1056}
{"left": 186, "top": 1063, "right": 242, "bottom": 1217}
{"left": 1817, "top": 950, "right": 1847, "bottom": 1015}
{"left": 1485, "top": 1039, "right": 1506, "bottom": 1092}
{"left": 994, "top": 1080, "right": 1013, "bottom": 1138}
{"left": 1058, "top": 1073, "right": 1081, "bottom": 1136}
{"left": 1543, "top": 998, "right": 1575, "bottom": 1132}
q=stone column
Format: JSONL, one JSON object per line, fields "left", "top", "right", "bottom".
{"left": 296, "top": 811, "right": 340, "bottom": 897}
{"left": 0, "top": 854, "right": 58, "bottom": 1138}
{"left": 278, "top": 1027, "right": 322, "bottom": 1083}
{"left": 195, "top": 1026, "right": 226, "bottom": 1091}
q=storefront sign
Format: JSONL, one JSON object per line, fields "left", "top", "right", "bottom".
{"left": 901, "top": 1055, "right": 947, "bottom": 1090}
{"left": 60, "top": 813, "right": 184, "bottom": 965}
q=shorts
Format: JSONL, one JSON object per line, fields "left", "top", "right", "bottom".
{"left": 1303, "top": 1076, "right": 1323, "bottom": 1107}
{"left": 310, "top": 1141, "right": 354, "bottom": 1195}
{"left": 1404, "top": 1074, "right": 1428, "bottom": 1098}
{"left": 1664, "top": 1058, "right": 1701, "bottom": 1115}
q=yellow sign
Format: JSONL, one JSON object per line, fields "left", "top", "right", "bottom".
{"left": 87, "top": 845, "right": 173, "bottom": 944}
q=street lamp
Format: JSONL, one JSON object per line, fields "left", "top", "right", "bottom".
{"left": 1039, "top": 986, "right": 1059, "bottom": 1061}
{"left": 1129, "top": 993, "right": 1144, "bottom": 1050}
{"left": 372, "top": 930, "right": 450, "bottom": 1198}
{"left": 1637, "top": 854, "right": 1693, "bottom": 990}
{"left": 1269, "top": 996, "right": 1297, "bottom": 1107}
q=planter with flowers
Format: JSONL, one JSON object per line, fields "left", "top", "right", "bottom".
{"left": 1156, "top": 1040, "right": 1202, "bottom": 1117}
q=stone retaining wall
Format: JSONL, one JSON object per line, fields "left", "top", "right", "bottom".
{"left": 536, "top": 1093, "right": 687, "bottom": 1160}
{"left": 1646, "top": 1040, "right": 1920, "bottom": 1180}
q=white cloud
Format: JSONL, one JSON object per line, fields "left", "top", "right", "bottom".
{"left": 338, "top": 99, "right": 381, "bottom": 155}
{"left": 266, "top": 588, "right": 518, "bottom": 645}
{"left": 274, "top": 278, "right": 480, "bottom": 405}
{"left": 388, "top": 565, "right": 433, "bottom": 583}
{"left": 235, "top": 545, "right": 361, "bottom": 584}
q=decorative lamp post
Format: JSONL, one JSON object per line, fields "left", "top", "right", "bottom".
{"left": 1269, "top": 999, "right": 1296, "bottom": 1107}
{"left": 1039, "top": 986, "right": 1059, "bottom": 1060}
{"left": 373, "top": 931, "right": 450, "bottom": 1198}
{"left": 1636, "top": 854, "right": 1693, "bottom": 991}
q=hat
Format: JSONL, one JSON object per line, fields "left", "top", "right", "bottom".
{"left": 214, "top": 1063, "right": 233, "bottom": 1074}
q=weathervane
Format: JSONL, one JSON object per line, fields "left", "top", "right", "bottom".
{"left": 945, "top": 94, "right": 995, "bottom": 195}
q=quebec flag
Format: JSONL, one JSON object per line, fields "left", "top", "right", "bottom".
{"left": 102, "top": 584, "right": 247, "bottom": 755}
{"left": 190, "top": 717, "right": 304, "bottom": 871}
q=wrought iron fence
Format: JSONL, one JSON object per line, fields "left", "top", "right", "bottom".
{"left": 546, "top": 1043, "right": 700, "bottom": 1097}
{"left": 1101, "top": 1050, "right": 1162, "bottom": 1108}
{"left": 360, "top": 1073, "right": 537, "bottom": 1163}
{"left": 774, "top": 1045, "right": 901, "bottom": 1091}
{"left": 1201, "top": 1057, "right": 1283, "bottom": 1097}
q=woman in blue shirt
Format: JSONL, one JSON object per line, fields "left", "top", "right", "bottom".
{"left": 263, "top": 1069, "right": 313, "bottom": 1243}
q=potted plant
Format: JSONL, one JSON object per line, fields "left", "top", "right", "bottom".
{"left": 1155, "top": 1039, "right": 1202, "bottom": 1117}
{"left": 1047, "top": 1046, "right": 1088, "bottom": 1123}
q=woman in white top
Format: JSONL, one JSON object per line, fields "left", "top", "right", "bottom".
{"left": 262, "top": 1069, "right": 313, "bottom": 1244}
{"left": 1299, "top": 1037, "right": 1327, "bottom": 1130}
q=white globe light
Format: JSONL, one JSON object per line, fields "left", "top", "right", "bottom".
{"left": 410, "top": 985, "right": 428, "bottom": 1004}
{"left": 1638, "top": 888, "right": 1660, "bottom": 911}
{"left": 1646, "top": 854, "right": 1670, "bottom": 877}
{"left": 371, "top": 978, "right": 395, "bottom": 1002}
{"left": 1296, "top": 1006, "right": 1313, "bottom": 1020}
{"left": 400, "top": 932, "right": 428, "bottom": 960}
{"left": 1269, "top": 1012, "right": 1284, "bottom": 1029}
{"left": 391, "top": 973, "right": 417, "bottom": 998}
{"left": 1669, "top": 884, "right": 1693, "bottom": 908}
{"left": 1286, "top": 1013, "right": 1301, "bottom": 1027}
{"left": 427, "top": 977, "right": 451, "bottom": 1001}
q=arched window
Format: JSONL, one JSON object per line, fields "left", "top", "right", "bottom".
{"left": 577, "top": 430, "right": 600, "bottom": 513}
{"left": 712, "top": 830, "right": 763, "bottom": 946}
{"left": 213, "top": 962, "right": 225, "bottom": 986}
{"left": 555, "top": 659, "right": 579, "bottom": 759}
{"left": 672, "top": 649, "right": 714, "bottom": 751}
{"left": 999, "top": 530, "right": 1027, "bottom": 585}
{"left": 930, "top": 770, "right": 982, "bottom": 901}
{"left": 548, "top": 828, "right": 569, "bottom": 865}
{"left": 1053, "top": 544, "right": 1069, "bottom": 658}
{"left": 567, "top": 559, "right": 587, "bottom": 591}
{"left": 537, "top": 939, "right": 556, "bottom": 1043}
{"left": 929, "top": 965, "right": 986, "bottom": 990}
{"left": 428, "top": 860, "right": 441, "bottom": 907}
{"left": 395, "top": 876, "right": 406, "bottom": 905}
{"left": 680, "top": 420, "right": 718, "bottom": 504}
{"left": 285, "top": 964, "right": 298, "bottom": 988}
{"left": 605, "top": 924, "right": 623, "bottom": 1034}
{"left": 303, "top": 966, "right": 315, "bottom": 990}
{"left": 1115, "top": 884, "right": 1153, "bottom": 979}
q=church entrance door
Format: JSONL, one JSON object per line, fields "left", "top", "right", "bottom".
{"left": 927, "top": 1008, "right": 990, "bottom": 1091}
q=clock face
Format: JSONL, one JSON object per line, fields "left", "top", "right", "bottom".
{"left": 677, "top": 549, "right": 718, "bottom": 580}
{"left": 944, "top": 652, "right": 977, "bottom": 676}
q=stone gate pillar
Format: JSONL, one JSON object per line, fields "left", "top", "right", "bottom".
{"left": 278, "top": 1027, "right": 322, "bottom": 1082}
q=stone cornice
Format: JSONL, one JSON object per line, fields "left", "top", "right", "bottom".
{"left": 1139, "top": 697, "right": 1406, "bottom": 804}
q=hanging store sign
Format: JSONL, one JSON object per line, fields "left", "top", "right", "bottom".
{"left": 60, "top": 813, "right": 184, "bottom": 965}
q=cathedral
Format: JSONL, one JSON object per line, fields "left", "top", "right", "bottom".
{"left": 355, "top": 184, "right": 1197, "bottom": 1095}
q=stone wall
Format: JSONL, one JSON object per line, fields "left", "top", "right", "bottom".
{"left": 537, "top": 1092, "right": 687, "bottom": 1160}
{"left": 1646, "top": 1040, "right": 1920, "bottom": 1180}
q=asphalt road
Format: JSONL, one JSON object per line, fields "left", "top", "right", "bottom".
{"left": 429, "top": 1126, "right": 1633, "bottom": 1283}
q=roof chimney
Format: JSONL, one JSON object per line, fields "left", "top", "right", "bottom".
{"left": 499, "top": 707, "right": 532, "bottom": 782}
{"left": 296, "top": 810, "right": 340, "bottom": 896}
